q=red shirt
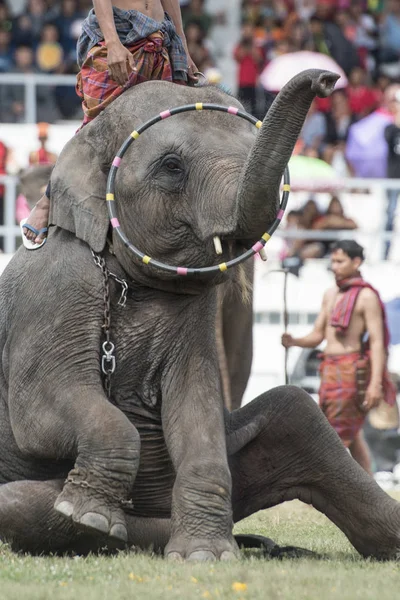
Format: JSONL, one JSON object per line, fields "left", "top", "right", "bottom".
{"left": 234, "top": 45, "right": 263, "bottom": 87}
{"left": 346, "top": 86, "right": 380, "bottom": 117}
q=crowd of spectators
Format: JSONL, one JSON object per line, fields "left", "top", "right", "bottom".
{"left": 0, "top": 0, "right": 217, "bottom": 122}
{"left": 234, "top": 0, "right": 400, "bottom": 260}
{"left": 234, "top": 0, "right": 400, "bottom": 174}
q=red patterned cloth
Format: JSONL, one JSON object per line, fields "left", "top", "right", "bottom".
{"left": 319, "top": 352, "right": 366, "bottom": 447}
{"left": 76, "top": 33, "right": 184, "bottom": 127}
{"left": 330, "top": 274, "right": 390, "bottom": 348}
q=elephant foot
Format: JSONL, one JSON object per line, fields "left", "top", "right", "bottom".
{"left": 54, "top": 472, "right": 129, "bottom": 544}
{"left": 165, "top": 535, "right": 239, "bottom": 561}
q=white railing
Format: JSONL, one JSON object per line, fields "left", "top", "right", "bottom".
{"left": 0, "top": 73, "right": 77, "bottom": 124}
{"left": 1, "top": 175, "right": 399, "bottom": 255}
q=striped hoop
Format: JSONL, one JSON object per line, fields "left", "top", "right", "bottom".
{"left": 106, "top": 103, "right": 290, "bottom": 276}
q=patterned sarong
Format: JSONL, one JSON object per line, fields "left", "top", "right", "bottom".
{"left": 75, "top": 8, "right": 188, "bottom": 126}
{"left": 76, "top": 34, "right": 178, "bottom": 126}
{"left": 319, "top": 352, "right": 367, "bottom": 447}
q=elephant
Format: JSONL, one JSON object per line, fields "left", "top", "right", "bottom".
{"left": 1, "top": 69, "right": 400, "bottom": 561}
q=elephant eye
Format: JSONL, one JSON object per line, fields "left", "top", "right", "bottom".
{"left": 161, "top": 155, "right": 183, "bottom": 173}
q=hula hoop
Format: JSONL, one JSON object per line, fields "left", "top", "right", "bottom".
{"left": 106, "top": 103, "right": 290, "bottom": 276}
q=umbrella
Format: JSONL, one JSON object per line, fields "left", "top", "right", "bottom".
{"left": 260, "top": 51, "right": 347, "bottom": 92}
{"left": 285, "top": 155, "right": 344, "bottom": 192}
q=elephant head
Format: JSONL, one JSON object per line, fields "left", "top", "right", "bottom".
{"left": 49, "top": 69, "right": 338, "bottom": 283}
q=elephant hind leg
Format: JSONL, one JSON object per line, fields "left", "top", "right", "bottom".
{"left": 228, "top": 386, "right": 400, "bottom": 560}
{"left": 0, "top": 480, "right": 171, "bottom": 555}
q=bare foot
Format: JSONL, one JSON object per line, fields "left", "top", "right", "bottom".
{"left": 23, "top": 194, "right": 50, "bottom": 243}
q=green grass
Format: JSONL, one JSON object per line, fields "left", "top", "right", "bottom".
{"left": 1, "top": 495, "right": 400, "bottom": 600}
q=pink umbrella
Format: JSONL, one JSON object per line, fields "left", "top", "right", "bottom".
{"left": 260, "top": 51, "right": 348, "bottom": 92}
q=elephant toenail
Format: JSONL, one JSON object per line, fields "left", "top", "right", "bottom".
{"left": 78, "top": 512, "right": 109, "bottom": 534}
{"left": 187, "top": 550, "right": 216, "bottom": 561}
{"left": 220, "top": 550, "right": 237, "bottom": 561}
{"left": 110, "top": 523, "right": 128, "bottom": 542}
{"left": 54, "top": 500, "right": 74, "bottom": 518}
{"left": 166, "top": 552, "right": 183, "bottom": 562}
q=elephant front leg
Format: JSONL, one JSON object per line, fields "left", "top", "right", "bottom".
{"left": 162, "top": 368, "right": 238, "bottom": 561}
{"left": 11, "top": 385, "right": 140, "bottom": 544}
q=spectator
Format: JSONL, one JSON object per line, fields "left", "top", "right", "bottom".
{"left": 313, "top": 2, "right": 361, "bottom": 75}
{"left": 183, "top": 0, "right": 213, "bottom": 37}
{"left": 323, "top": 90, "right": 355, "bottom": 168}
{"left": 36, "top": 22, "right": 64, "bottom": 72}
{"left": 4, "top": 45, "right": 38, "bottom": 123}
{"left": 280, "top": 209, "right": 302, "bottom": 261}
{"left": 345, "top": 83, "right": 400, "bottom": 178}
{"left": 297, "top": 99, "right": 327, "bottom": 156}
{"left": 28, "top": 122, "right": 58, "bottom": 166}
{"left": 311, "top": 195, "right": 357, "bottom": 256}
{"left": 383, "top": 90, "right": 400, "bottom": 259}
{"left": 284, "top": 198, "right": 326, "bottom": 260}
{"left": 54, "top": 0, "right": 84, "bottom": 59}
{"left": 233, "top": 22, "right": 264, "bottom": 116}
{"left": 11, "top": 13, "right": 35, "bottom": 48}
{"left": 0, "top": 28, "right": 12, "bottom": 72}
{"left": 346, "top": 66, "right": 380, "bottom": 119}
{"left": 379, "top": 0, "right": 400, "bottom": 68}
{"left": 25, "top": 0, "right": 48, "bottom": 40}
{"left": 0, "top": 1, "right": 12, "bottom": 32}
{"left": 348, "top": 0, "right": 378, "bottom": 72}
{"left": 184, "top": 21, "right": 211, "bottom": 74}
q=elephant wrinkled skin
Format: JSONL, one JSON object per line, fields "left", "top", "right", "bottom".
{"left": 0, "top": 71, "right": 400, "bottom": 560}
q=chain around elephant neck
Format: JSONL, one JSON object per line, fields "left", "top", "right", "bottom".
{"left": 91, "top": 250, "right": 128, "bottom": 398}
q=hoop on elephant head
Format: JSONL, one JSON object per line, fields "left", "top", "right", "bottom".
{"left": 106, "top": 103, "right": 290, "bottom": 276}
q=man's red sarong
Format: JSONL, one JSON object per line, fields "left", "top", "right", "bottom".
{"left": 319, "top": 351, "right": 395, "bottom": 447}
{"left": 76, "top": 32, "right": 183, "bottom": 126}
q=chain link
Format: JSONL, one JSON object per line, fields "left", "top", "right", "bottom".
{"left": 91, "top": 250, "right": 129, "bottom": 398}
{"left": 65, "top": 475, "right": 134, "bottom": 511}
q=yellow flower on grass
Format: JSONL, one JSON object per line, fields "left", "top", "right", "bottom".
{"left": 128, "top": 572, "right": 135, "bottom": 580}
{"left": 232, "top": 582, "right": 247, "bottom": 592}
{"left": 59, "top": 581, "right": 67, "bottom": 587}
{"left": 202, "top": 592, "right": 211, "bottom": 599}
{"left": 191, "top": 576, "right": 198, "bottom": 583}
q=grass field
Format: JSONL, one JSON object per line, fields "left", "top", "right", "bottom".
{"left": 1, "top": 495, "right": 400, "bottom": 600}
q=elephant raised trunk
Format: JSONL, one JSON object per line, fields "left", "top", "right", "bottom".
{"left": 235, "top": 69, "right": 340, "bottom": 240}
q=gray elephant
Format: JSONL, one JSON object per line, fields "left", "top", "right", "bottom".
{"left": 0, "top": 70, "right": 400, "bottom": 561}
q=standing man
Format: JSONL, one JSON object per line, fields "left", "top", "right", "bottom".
{"left": 23, "top": 0, "right": 198, "bottom": 246}
{"left": 383, "top": 89, "right": 400, "bottom": 259}
{"left": 281, "top": 240, "right": 396, "bottom": 474}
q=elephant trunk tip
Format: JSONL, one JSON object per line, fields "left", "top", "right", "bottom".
{"left": 310, "top": 71, "right": 341, "bottom": 98}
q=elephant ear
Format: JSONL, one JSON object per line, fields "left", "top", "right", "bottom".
{"left": 49, "top": 121, "right": 111, "bottom": 253}
{"left": 19, "top": 164, "right": 54, "bottom": 208}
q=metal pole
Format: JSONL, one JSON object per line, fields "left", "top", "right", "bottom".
{"left": 25, "top": 75, "right": 37, "bottom": 124}
{"left": 283, "top": 268, "right": 289, "bottom": 385}
{"left": 3, "top": 176, "right": 18, "bottom": 254}
{"left": 264, "top": 268, "right": 291, "bottom": 385}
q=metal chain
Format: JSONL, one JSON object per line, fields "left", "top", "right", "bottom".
{"left": 65, "top": 475, "right": 134, "bottom": 511}
{"left": 91, "top": 250, "right": 128, "bottom": 398}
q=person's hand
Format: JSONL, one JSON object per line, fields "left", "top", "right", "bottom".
{"left": 107, "top": 40, "right": 137, "bottom": 86}
{"left": 281, "top": 333, "right": 294, "bottom": 348}
{"left": 186, "top": 52, "right": 200, "bottom": 84}
{"left": 362, "top": 381, "right": 383, "bottom": 412}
